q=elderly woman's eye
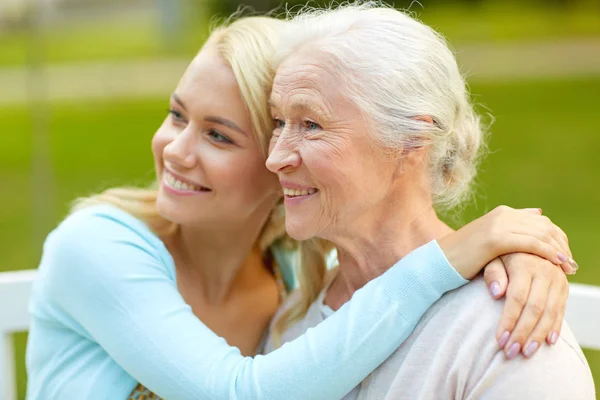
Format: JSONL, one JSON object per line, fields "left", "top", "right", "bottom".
{"left": 304, "top": 120, "right": 321, "bottom": 131}
{"left": 273, "top": 118, "right": 285, "bottom": 129}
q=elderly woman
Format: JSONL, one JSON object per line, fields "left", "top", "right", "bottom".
{"left": 265, "top": 3, "right": 595, "bottom": 399}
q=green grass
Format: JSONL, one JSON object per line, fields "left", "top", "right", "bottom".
{"left": 1, "top": 3, "right": 600, "bottom": 68}
{"left": 2, "top": 78, "right": 599, "bottom": 397}
{"left": 0, "top": 20, "right": 161, "bottom": 67}
{"left": 462, "top": 78, "right": 600, "bottom": 289}
{"left": 421, "top": 2, "right": 600, "bottom": 44}
{"left": 0, "top": 12, "right": 209, "bottom": 68}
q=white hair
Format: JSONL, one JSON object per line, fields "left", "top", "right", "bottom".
{"left": 277, "top": 1, "right": 486, "bottom": 209}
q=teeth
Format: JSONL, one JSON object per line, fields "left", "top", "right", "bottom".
{"left": 283, "top": 187, "right": 316, "bottom": 197}
{"left": 165, "top": 171, "right": 203, "bottom": 192}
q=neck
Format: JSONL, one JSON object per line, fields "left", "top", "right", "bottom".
{"left": 325, "top": 184, "right": 453, "bottom": 310}
{"left": 168, "top": 212, "right": 271, "bottom": 305}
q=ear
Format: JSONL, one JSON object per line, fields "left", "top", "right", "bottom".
{"left": 398, "top": 115, "right": 435, "bottom": 154}
{"left": 396, "top": 116, "right": 435, "bottom": 168}
{"left": 413, "top": 115, "right": 435, "bottom": 125}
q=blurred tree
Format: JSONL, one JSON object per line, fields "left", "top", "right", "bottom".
{"left": 205, "top": 0, "right": 597, "bottom": 18}
{"left": 156, "top": 0, "right": 184, "bottom": 48}
{"left": 207, "top": 0, "right": 494, "bottom": 18}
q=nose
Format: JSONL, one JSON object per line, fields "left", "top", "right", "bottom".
{"left": 266, "top": 131, "right": 302, "bottom": 173}
{"left": 163, "top": 127, "right": 197, "bottom": 169}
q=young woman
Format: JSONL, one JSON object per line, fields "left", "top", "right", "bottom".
{"left": 26, "top": 15, "right": 576, "bottom": 400}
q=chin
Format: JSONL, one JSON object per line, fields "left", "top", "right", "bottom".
{"left": 285, "top": 218, "right": 315, "bottom": 241}
{"left": 155, "top": 193, "right": 184, "bottom": 224}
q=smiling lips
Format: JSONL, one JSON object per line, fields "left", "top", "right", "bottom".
{"left": 282, "top": 182, "right": 318, "bottom": 198}
{"left": 163, "top": 170, "right": 211, "bottom": 193}
{"left": 282, "top": 187, "right": 318, "bottom": 198}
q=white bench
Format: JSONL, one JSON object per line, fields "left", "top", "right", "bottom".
{"left": 0, "top": 270, "right": 37, "bottom": 400}
{"left": 1, "top": 270, "right": 600, "bottom": 400}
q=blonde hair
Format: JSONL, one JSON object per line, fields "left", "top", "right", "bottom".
{"left": 73, "top": 15, "right": 330, "bottom": 341}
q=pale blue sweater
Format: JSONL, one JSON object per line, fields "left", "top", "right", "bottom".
{"left": 26, "top": 205, "right": 467, "bottom": 400}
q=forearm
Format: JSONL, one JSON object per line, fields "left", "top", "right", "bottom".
{"left": 44, "top": 209, "right": 467, "bottom": 400}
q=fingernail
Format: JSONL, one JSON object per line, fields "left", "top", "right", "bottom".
{"left": 506, "top": 343, "right": 521, "bottom": 360}
{"left": 549, "top": 331, "right": 559, "bottom": 344}
{"left": 498, "top": 331, "right": 510, "bottom": 348}
{"left": 489, "top": 281, "right": 501, "bottom": 298}
{"left": 569, "top": 258, "right": 579, "bottom": 272}
{"left": 557, "top": 252, "right": 567, "bottom": 263}
{"left": 524, "top": 341, "right": 539, "bottom": 357}
{"left": 524, "top": 208, "right": 542, "bottom": 213}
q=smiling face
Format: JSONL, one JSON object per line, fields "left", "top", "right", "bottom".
{"left": 266, "top": 50, "right": 402, "bottom": 241}
{"left": 152, "top": 44, "right": 281, "bottom": 227}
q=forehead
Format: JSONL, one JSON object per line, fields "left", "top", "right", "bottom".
{"left": 176, "top": 45, "right": 249, "bottom": 120}
{"left": 271, "top": 50, "right": 348, "bottom": 109}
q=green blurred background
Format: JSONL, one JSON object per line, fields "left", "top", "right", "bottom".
{"left": 1, "top": 0, "right": 599, "bottom": 398}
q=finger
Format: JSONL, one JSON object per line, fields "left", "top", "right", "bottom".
{"left": 522, "top": 281, "right": 564, "bottom": 357}
{"left": 543, "top": 235, "right": 576, "bottom": 275}
{"left": 541, "top": 215, "right": 572, "bottom": 259}
{"left": 531, "top": 215, "right": 572, "bottom": 260}
{"left": 551, "top": 222, "right": 572, "bottom": 260}
{"left": 549, "top": 225, "right": 578, "bottom": 273}
{"left": 484, "top": 258, "right": 507, "bottom": 299}
{"left": 525, "top": 214, "right": 577, "bottom": 271}
{"left": 504, "top": 276, "right": 550, "bottom": 360}
{"left": 508, "top": 234, "right": 562, "bottom": 265}
{"left": 496, "top": 268, "right": 532, "bottom": 348}
{"left": 547, "top": 281, "right": 569, "bottom": 345}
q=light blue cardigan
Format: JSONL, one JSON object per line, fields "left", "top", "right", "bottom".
{"left": 26, "top": 205, "right": 466, "bottom": 399}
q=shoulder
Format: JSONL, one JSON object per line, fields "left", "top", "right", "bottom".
{"left": 422, "top": 276, "right": 501, "bottom": 331}
{"left": 48, "top": 204, "right": 163, "bottom": 250}
{"left": 422, "top": 277, "right": 587, "bottom": 361}
{"left": 378, "top": 277, "right": 595, "bottom": 399}
{"left": 36, "top": 204, "right": 173, "bottom": 298}
{"left": 411, "top": 277, "right": 588, "bottom": 366}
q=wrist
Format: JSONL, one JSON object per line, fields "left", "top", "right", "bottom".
{"left": 438, "top": 232, "right": 470, "bottom": 279}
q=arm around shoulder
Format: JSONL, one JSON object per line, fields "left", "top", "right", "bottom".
{"left": 35, "top": 210, "right": 471, "bottom": 400}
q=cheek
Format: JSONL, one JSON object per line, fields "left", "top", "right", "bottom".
{"left": 151, "top": 123, "right": 171, "bottom": 165}
{"left": 306, "top": 141, "right": 364, "bottom": 216}
{"left": 305, "top": 140, "right": 350, "bottom": 191}
{"left": 208, "top": 149, "right": 278, "bottom": 203}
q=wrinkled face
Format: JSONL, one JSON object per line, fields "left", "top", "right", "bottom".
{"left": 152, "top": 45, "right": 280, "bottom": 227}
{"left": 266, "top": 50, "right": 400, "bottom": 241}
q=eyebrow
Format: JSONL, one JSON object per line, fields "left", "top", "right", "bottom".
{"left": 269, "top": 97, "right": 331, "bottom": 120}
{"left": 172, "top": 93, "right": 187, "bottom": 110}
{"left": 269, "top": 98, "right": 314, "bottom": 112}
{"left": 204, "top": 116, "right": 248, "bottom": 137}
{"left": 172, "top": 93, "right": 248, "bottom": 137}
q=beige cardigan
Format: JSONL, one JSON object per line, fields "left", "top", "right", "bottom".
{"left": 266, "top": 277, "right": 596, "bottom": 399}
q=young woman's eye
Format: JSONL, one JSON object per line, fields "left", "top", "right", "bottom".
{"left": 208, "top": 130, "right": 232, "bottom": 144}
{"left": 273, "top": 118, "right": 285, "bottom": 130}
{"left": 168, "top": 109, "right": 186, "bottom": 124}
{"left": 304, "top": 120, "right": 321, "bottom": 131}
